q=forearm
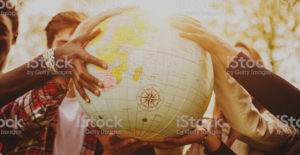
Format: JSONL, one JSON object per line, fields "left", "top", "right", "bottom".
{"left": 204, "top": 133, "right": 236, "bottom": 155}
{"left": 226, "top": 52, "right": 300, "bottom": 119}
{"left": 0, "top": 79, "right": 67, "bottom": 136}
{"left": 212, "top": 55, "right": 295, "bottom": 152}
{"left": 212, "top": 43, "right": 239, "bottom": 68}
{"left": 0, "top": 55, "right": 52, "bottom": 105}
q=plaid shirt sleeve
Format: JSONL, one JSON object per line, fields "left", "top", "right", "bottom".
{"left": 0, "top": 80, "right": 67, "bottom": 136}
{"left": 80, "top": 127, "right": 100, "bottom": 155}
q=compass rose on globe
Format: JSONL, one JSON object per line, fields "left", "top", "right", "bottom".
{"left": 137, "top": 85, "right": 163, "bottom": 111}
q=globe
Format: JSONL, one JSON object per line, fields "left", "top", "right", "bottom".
{"left": 75, "top": 8, "right": 214, "bottom": 142}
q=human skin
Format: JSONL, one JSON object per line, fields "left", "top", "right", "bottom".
{"left": 0, "top": 14, "right": 14, "bottom": 72}
{"left": 170, "top": 15, "right": 239, "bottom": 68}
{"left": 0, "top": 8, "right": 133, "bottom": 106}
{"left": 50, "top": 27, "right": 84, "bottom": 98}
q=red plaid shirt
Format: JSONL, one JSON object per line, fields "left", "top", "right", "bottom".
{"left": 0, "top": 81, "right": 101, "bottom": 155}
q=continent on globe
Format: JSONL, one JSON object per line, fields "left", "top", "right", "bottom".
{"left": 76, "top": 8, "right": 214, "bottom": 142}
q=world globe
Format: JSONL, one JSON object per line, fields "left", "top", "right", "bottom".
{"left": 75, "top": 8, "right": 214, "bottom": 141}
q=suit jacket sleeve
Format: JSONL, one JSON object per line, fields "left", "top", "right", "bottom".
{"left": 226, "top": 52, "right": 300, "bottom": 119}
{"left": 212, "top": 55, "right": 296, "bottom": 153}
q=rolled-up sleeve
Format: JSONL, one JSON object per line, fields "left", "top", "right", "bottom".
{"left": 0, "top": 80, "right": 67, "bottom": 136}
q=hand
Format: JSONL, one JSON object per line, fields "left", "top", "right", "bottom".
{"left": 151, "top": 127, "right": 207, "bottom": 149}
{"left": 54, "top": 30, "right": 105, "bottom": 103}
{"left": 71, "top": 6, "right": 139, "bottom": 39}
{"left": 55, "top": 6, "right": 138, "bottom": 102}
{"left": 99, "top": 134, "right": 150, "bottom": 155}
{"left": 89, "top": 124, "right": 150, "bottom": 155}
{"left": 152, "top": 127, "right": 221, "bottom": 153}
{"left": 171, "top": 15, "right": 238, "bottom": 67}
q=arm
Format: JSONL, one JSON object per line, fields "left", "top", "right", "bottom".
{"left": 212, "top": 55, "right": 296, "bottom": 152}
{"left": 151, "top": 127, "right": 236, "bottom": 155}
{"left": 171, "top": 15, "right": 300, "bottom": 120}
{"left": 0, "top": 77, "right": 67, "bottom": 138}
{"left": 205, "top": 141, "right": 236, "bottom": 155}
{"left": 0, "top": 32, "right": 105, "bottom": 106}
{"left": 171, "top": 15, "right": 298, "bottom": 151}
{"left": 227, "top": 52, "right": 300, "bottom": 119}
{"left": 0, "top": 7, "right": 136, "bottom": 106}
{"left": 0, "top": 55, "right": 51, "bottom": 105}
{"left": 84, "top": 124, "right": 149, "bottom": 155}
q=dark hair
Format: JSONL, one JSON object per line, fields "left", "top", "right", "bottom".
{"left": 45, "top": 11, "right": 88, "bottom": 48}
{"left": 0, "top": 0, "right": 19, "bottom": 43}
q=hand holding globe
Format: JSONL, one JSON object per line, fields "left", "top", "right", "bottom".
{"left": 74, "top": 7, "right": 214, "bottom": 144}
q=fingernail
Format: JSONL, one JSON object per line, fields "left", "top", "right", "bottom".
{"left": 102, "top": 64, "right": 108, "bottom": 69}
{"left": 94, "top": 90, "right": 100, "bottom": 96}
{"left": 164, "top": 138, "right": 172, "bottom": 141}
{"left": 85, "top": 98, "right": 90, "bottom": 103}
{"left": 98, "top": 82, "right": 104, "bottom": 88}
{"left": 130, "top": 139, "right": 137, "bottom": 143}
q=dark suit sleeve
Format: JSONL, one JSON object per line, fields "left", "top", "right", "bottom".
{"left": 204, "top": 142, "right": 236, "bottom": 155}
{"left": 226, "top": 52, "right": 300, "bottom": 119}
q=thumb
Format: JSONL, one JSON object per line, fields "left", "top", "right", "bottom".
{"left": 74, "top": 29, "right": 101, "bottom": 47}
{"left": 124, "top": 141, "right": 149, "bottom": 154}
{"left": 115, "top": 138, "right": 137, "bottom": 149}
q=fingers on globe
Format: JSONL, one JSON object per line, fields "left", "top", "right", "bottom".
{"left": 73, "top": 29, "right": 101, "bottom": 47}
{"left": 86, "top": 54, "right": 108, "bottom": 70}
{"left": 74, "top": 50, "right": 107, "bottom": 70}
{"left": 165, "top": 137, "right": 190, "bottom": 145}
{"left": 116, "top": 138, "right": 138, "bottom": 149}
{"left": 170, "top": 14, "right": 202, "bottom": 28}
{"left": 81, "top": 71, "right": 104, "bottom": 89}
{"left": 150, "top": 142, "right": 178, "bottom": 149}
{"left": 83, "top": 6, "right": 139, "bottom": 34}
{"left": 83, "top": 30, "right": 102, "bottom": 47}
{"left": 71, "top": 6, "right": 139, "bottom": 40}
{"left": 73, "top": 75, "right": 90, "bottom": 103}
{"left": 124, "top": 141, "right": 149, "bottom": 153}
{"left": 171, "top": 22, "right": 202, "bottom": 34}
{"left": 79, "top": 76, "right": 100, "bottom": 96}
{"left": 73, "top": 59, "right": 103, "bottom": 100}
{"left": 179, "top": 32, "right": 203, "bottom": 44}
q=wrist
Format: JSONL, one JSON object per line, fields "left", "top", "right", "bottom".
{"left": 204, "top": 133, "right": 221, "bottom": 153}
{"left": 53, "top": 76, "right": 70, "bottom": 89}
{"left": 53, "top": 47, "right": 62, "bottom": 61}
{"left": 213, "top": 43, "right": 239, "bottom": 68}
{"left": 103, "top": 151, "right": 118, "bottom": 155}
{"left": 43, "top": 48, "right": 58, "bottom": 73}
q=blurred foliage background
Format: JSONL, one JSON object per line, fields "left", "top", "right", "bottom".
{"left": 5, "top": 0, "right": 300, "bottom": 88}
